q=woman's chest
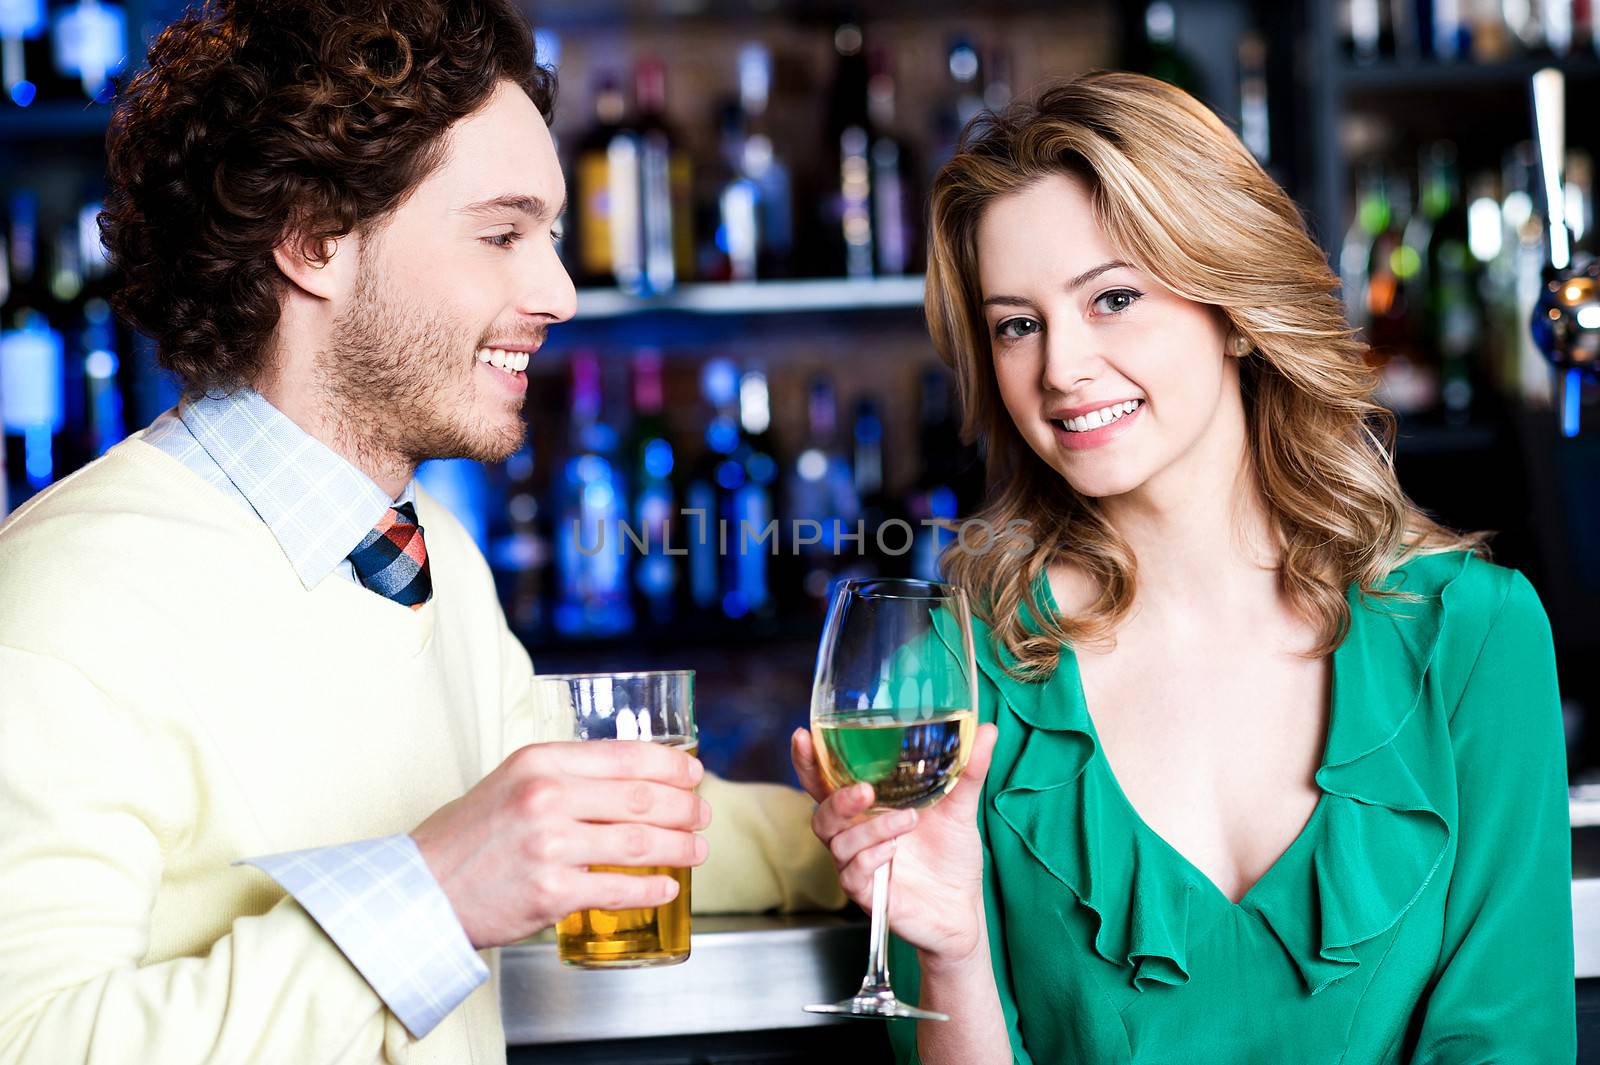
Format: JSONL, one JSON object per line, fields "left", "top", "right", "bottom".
{"left": 1075, "top": 637, "right": 1330, "bottom": 902}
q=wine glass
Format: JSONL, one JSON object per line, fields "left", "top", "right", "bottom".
{"left": 804, "top": 577, "right": 979, "bottom": 1021}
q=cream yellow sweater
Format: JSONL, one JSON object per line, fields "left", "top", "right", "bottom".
{"left": 0, "top": 436, "right": 840, "bottom": 1064}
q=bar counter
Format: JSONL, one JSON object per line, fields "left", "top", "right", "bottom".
{"left": 502, "top": 826, "right": 1598, "bottom": 1060}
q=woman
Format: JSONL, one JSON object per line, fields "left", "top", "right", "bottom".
{"left": 791, "top": 72, "right": 1575, "bottom": 1063}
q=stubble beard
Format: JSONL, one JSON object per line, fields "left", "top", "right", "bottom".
{"left": 321, "top": 259, "right": 527, "bottom": 477}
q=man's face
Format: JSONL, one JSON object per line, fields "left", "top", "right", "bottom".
{"left": 323, "top": 79, "right": 575, "bottom": 466}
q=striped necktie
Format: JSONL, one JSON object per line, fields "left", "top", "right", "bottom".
{"left": 348, "top": 501, "right": 432, "bottom": 609}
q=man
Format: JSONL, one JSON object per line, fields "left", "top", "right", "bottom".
{"left": 0, "top": 2, "right": 840, "bottom": 1062}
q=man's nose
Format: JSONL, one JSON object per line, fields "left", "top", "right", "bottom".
{"left": 518, "top": 239, "right": 577, "bottom": 325}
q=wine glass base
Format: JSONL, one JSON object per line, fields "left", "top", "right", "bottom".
{"left": 804, "top": 995, "right": 949, "bottom": 1022}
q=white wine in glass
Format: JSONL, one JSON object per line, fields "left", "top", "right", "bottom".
{"left": 804, "top": 578, "right": 979, "bottom": 1022}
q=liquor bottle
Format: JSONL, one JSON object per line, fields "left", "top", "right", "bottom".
{"left": 553, "top": 350, "right": 632, "bottom": 637}
{"left": 1340, "top": 167, "right": 1385, "bottom": 330}
{"left": 1342, "top": 0, "right": 1394, "bottom": 62}
{"left": 866, "top": 46, "right": 916, "bottom": 276}
{"left": 719, "top": 367, "right": 776, "bottom": 620}
{"left": 50, "top": 0, "right": 126, "bottom": 103}
{"left": 1565, "top": 148, "right": 1593, "bottom": 246}
{"left": 1429, "top": 0, "right": 1471, "bottom": 58}
{"left": 851, "top": 395, "right": 886, "bottom": 557}
{"left": 1, "top": 188, "right": 65, "bottom": 500}
{"left": 0, "top": 311, "right": 65, "bottom": 494}
{"left": 633, "top": 57, "right": 693, "bottom": 294}
{"left": 824, "top": 22, "right": 874, "bottom": 278}
{"left": 930, "top": 37, "right": 984, "bottom": 178}
{"left": 982, "top": 43, "right": 1014, "bottom": 114}
{"left": 1136, "top": 2, "right": 1206, "bottom": 95}
{"left": 1237, "top": 33, "right": 1270, "bottom": 166}
{"left": 713, "top": 43, "right": 794, "bottom": 282}
{"left": 908, "top": 368, "right": 966, "bottom": 583}
{"left": 570, "top": 73, "right": 630, "bottom": 288}
{"left": 784, "top": 373, "right": 860, "bottom": 608}
{"left": 1468, "top": 0, "right": 1514, "bottom": 61}
{"left": 628, "top": 349, "right": 677, "bottom": 624}
{"left": 0, "top": 0, "right": 46, "bottom": 106}
{"left": 684, "top": 357, "right": 740, "bottom": 615}
{"left": 1367, "top": 171, "right": 1435, "bottom": 413}
{"left": 1417, "top": 144, "right": 1481, "bottom": 421}
{"left": 1543, "top": 0, "right": 1576, "bottom": 54}
{"left": 498, "top": 441, "right": 549, "bottom": 636}
{"left": 1499, "top": 142, "right": 1555, "bottom": 404}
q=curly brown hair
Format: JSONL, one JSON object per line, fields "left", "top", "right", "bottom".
{"left": 100, "top": 0, "right": 554, "bottom": 398}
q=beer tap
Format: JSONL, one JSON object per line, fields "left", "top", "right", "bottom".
{"left": 1529, "top": 67, "right": 1598, "bottom": 437}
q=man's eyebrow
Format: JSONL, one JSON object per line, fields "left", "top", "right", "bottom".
{"left": 456, "top": 194, "right": 565, "bottom": 221}
{"left": 981, "top": 260, "right": 1135, "bottom": 309}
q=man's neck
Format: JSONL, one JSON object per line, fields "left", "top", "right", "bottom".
{"left": 253, "top": 370, "right": 415, "bottom": 502}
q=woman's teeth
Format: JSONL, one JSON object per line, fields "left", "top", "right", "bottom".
{"left": 1055, "top": 399, "right": 1141, "bottom": 433}
{"left": 477, "top": 347, "right": 529, "bottom": 373}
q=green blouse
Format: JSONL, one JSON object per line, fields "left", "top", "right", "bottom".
{"left": 888, "top": 551, "right": 1575, "bottom": 1063}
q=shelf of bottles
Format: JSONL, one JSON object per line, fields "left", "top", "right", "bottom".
{"left": 1329, "top": 0, "right": 1600, "bottom": 432}
{"left": 6, "top": 6, "right": 1110, "bottom": 651}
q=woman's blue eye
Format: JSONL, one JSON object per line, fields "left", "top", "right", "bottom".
{"left": 995, "top": 317, "right": 1041, "bottom": 340}
{"left": 1094, "top": 288, "right": 1142, "bottom": 314}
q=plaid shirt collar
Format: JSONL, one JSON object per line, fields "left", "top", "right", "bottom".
{"left": 179, "top": 387, "right": 417, "bottom": 590}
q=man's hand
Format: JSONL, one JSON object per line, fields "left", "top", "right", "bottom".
{"left": 410, "top": 741, "right": 711, "bottom": 949}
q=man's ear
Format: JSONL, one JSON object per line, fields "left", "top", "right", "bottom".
{"left": 272, "top": 228, "right": 358, "bottom": 301}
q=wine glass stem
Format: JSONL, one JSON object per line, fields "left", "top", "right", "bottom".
{"left": 859, "top": 855, "right": 895, "bottom": 997}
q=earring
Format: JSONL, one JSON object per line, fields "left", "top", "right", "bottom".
{"left": 1231, "top": 333, "right": 1251, "bottom": 357}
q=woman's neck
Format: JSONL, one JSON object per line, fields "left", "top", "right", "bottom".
{"left": 1098, "top": 456, "right": 1279, "bottom": 616}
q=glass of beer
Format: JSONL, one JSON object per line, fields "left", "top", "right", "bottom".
{"left": 535, "top": 669, "right": 696, "bottom": 969}
{"left": 804, "top": 578, "right": 978, "bottom": 1020}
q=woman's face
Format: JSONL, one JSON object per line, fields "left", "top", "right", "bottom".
{"left": 977, "top": 172, "right": 1243, "bottom": 503}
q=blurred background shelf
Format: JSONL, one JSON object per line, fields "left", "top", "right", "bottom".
{"left": 0, "top": 101, "right": 113, "bottom": 141}
{"left": 574, "top": 275, "right": 926, "bottom": 320}
{"left": 3, "top": 0, "right": 1600, "bottom": 787}
{"left": 1335, "top": 54, "right": 1600, "bottom": 94}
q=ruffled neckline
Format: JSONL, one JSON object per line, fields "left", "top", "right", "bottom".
{"left": 972, "top": 552, "right": 1470, "bottom": 996}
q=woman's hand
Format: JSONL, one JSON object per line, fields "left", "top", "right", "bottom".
{"left": 791, "top": 722, "right": 999, "bottom": 966}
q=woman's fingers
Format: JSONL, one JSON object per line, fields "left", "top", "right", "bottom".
{"left": 789, "top": 728, "right": 830, "bottom": 803}
{"left": 810, "top": 780, "right": 875, "bottom": 842}
{"left": 826, "top": 807, "right": 917, "bottom": 869}
{"left": 941, "top": 723, "right": 998, "bottom": 818}
{"left": 837, "top": 837, "right": 900, "bottom": 901}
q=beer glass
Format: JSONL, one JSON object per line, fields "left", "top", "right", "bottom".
{"left": 804, "top": 578, "right": 979, "bottom": 1020}
{"left": 535, "top": 669, "right": 696, "bottom": 969}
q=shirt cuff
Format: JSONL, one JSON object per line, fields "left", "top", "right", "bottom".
{"left": 238, "top": 834, "right": 488, "bottom": 1038}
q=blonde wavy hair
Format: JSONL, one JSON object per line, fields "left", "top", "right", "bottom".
{"left": 930, "top": 71, "right": 1485, "bottom": 678}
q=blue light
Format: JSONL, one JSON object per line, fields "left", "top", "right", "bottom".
{"left": 85, "top": 349, "right": 117, "bottom": 379}
{"left": 1562, "top": 369, "right": 1583, "bottom": 439}
{"left": 716, "top": 459, "right": 745, "bottom": 490}
{"left": 706, "top": 417, "right": 739, "bottom": 454}
{"left": 721, "top": 590, "right": 749, "bottom": 619}
{"left": 415, "top": 457, "right": 494, "bottom": 553}
{"left": 643, "top": 437, "right": 674, "bottom": 478}
{"left": 10, "top": 80, "right": 36, "bottom": 107}
{"left": 746, "top": 452, "right": 777, "bottom": 485}
{"left": 23, "top": 423, "right": 52, "bottom": 486}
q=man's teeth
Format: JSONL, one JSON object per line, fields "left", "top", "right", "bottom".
{"left": 476, "top": 347, "right": 529, "bottom": 373}
{"left": 1055, "top": 400, "right": 1141, "bottom": 433}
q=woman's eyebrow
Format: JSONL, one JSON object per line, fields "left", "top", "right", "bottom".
{"left": 982, "top": 260, "right": 1135, "bottom": 309}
